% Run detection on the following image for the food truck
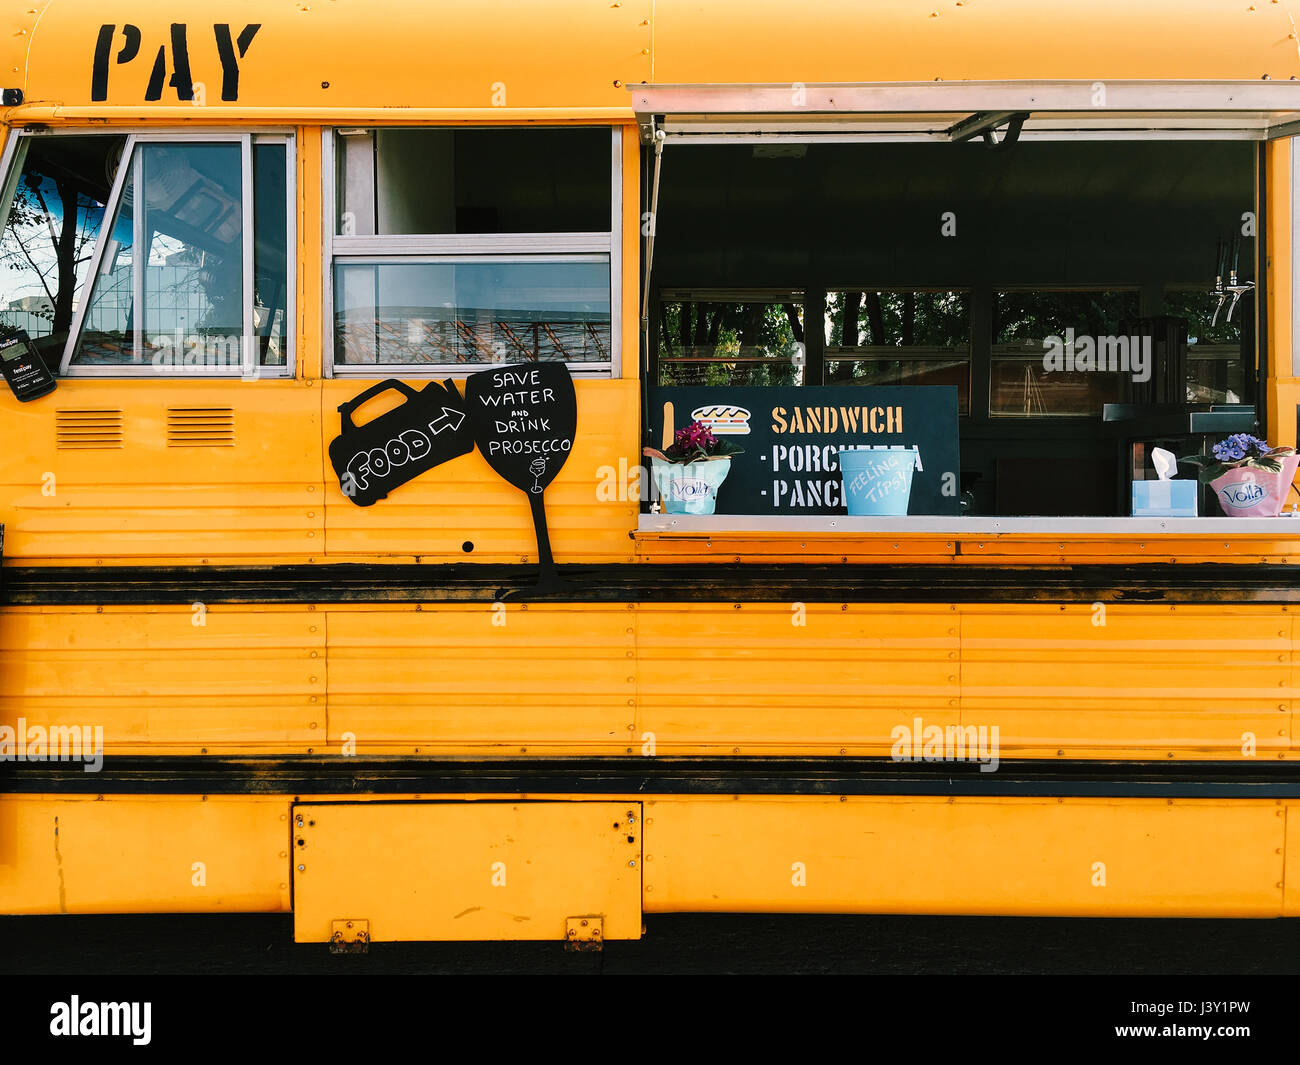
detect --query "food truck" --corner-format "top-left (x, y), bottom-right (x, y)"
top-left (1, 0), bottom-right (1299, 945)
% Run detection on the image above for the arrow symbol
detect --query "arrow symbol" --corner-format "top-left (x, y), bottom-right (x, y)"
top-left (427, 407), bottom-right (466, 434)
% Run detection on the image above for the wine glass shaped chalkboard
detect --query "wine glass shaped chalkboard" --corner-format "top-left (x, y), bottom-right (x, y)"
top-left (464, 362), bottom-right (577, 591)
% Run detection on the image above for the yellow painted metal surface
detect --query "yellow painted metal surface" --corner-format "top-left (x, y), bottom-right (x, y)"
top-left (0, 795), bottom-right (291, 914)
top-left (651, 0), bottom-right (1300, 84)
top-left (0, 380), bottom-right (324, 560)
top-left (640, 796), bottom-right (1289, 918)
top-left (0, 793), bottom-right (1291, 920)
top-left (6, 1), bottom-right (1299, 124)
top-left (5, 1), bottom-right (652, 117)
top-left (1285, 803), bottom-right (1300, 915)
top-left (290, 801), bottom-right (642, 942)
top-left (0, 607), bottom-right (323, 751)
top-left (1, 602), bottom-right (1293, 759)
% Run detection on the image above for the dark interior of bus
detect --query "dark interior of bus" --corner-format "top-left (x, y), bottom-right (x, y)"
top-left (648, 140), bottom-right (1256, 516)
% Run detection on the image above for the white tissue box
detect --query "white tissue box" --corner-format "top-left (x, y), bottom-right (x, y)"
top-left (1131, 479), bottom-right (1198, 517)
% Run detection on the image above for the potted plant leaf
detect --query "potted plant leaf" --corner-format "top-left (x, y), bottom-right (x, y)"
top-left (1181, 434), bottom-right (1300, 517)
top-left (643, 420), bottom-right (744, 515)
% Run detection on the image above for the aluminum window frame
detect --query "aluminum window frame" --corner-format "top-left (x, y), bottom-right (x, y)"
top-left (45, 128), bottom-right (298, 379)
top-left (322, 125), bottom-right (621, 378)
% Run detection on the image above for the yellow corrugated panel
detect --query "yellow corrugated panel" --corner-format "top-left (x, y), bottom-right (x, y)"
top-left (956, 538), bottom-right (1300, 562)
top-left (291, 801), bottom-right (642, 942)
top-left (641, 796), bottom-right (1287, 917)
top-left (1285, 806), bottom-right (1300, 915)
top-left (326, 607), bottom-right (636, 752)
top-left (0, 795), bottom-right (291, 914)
top-left (631, 534), bottom-right (1300, 565)
top-left (636, 604), bottom-right (959, 750)
top-left (0, 608), bottom-right (323, 749)
top-left (961, 607), bottom-right (1292, 755)
top-left (2, 602), bottom-right (1295, 757)
top-left (0, 380), bottom-right (323, 560)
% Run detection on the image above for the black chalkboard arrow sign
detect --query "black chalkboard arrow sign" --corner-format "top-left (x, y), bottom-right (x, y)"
top-left (464, 363), bottom-right (577, 589)
top-left (328, 379), bottom-right (473, 507)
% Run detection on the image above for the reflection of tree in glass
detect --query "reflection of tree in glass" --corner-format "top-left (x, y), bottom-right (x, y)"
top-left (657, 300), bottom-right (802, 386)
top-left (824, 291), bottom-right (969, 382)
top-left (1161, 289), bottom-right (1241, 346)
top-left (992, 290), bottom-right (1139, 344)
top-left (0, 169), bottom-right (104, 338)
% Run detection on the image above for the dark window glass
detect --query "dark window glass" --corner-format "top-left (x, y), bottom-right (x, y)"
top-left (254, 142), bottom-right (289, 366)
top-left (1162, 288), bottom-right (1246, 404)
top-left (337, 128), bottom-right (611, 235)
top-left (991, 290), bottom-right (1140, 416)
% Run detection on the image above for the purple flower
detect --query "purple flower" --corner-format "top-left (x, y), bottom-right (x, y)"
top-left (674, 420), bottom-right (717, 455)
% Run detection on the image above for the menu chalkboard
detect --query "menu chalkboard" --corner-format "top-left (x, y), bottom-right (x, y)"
top-left (651, 385), bottom-right (961, 515)
top-left (465, 363), bottom-right (577, 585)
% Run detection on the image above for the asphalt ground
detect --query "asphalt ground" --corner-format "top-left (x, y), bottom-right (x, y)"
top-left (3, 912), bottom-right (1297, 975)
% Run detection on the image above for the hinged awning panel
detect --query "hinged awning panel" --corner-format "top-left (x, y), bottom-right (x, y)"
top-left (633, 81), bottom-right (1300, 142)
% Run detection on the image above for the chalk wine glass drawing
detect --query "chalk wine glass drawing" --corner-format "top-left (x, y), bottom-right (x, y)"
top-left (643, 419), bottom-right (744, 515)
top-left (465, 362), bottom-right (578, 590)
top-left (1182, 433), bottom-right (1300, 517)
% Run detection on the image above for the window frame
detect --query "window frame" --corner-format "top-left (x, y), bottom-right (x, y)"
top-left (31, 128), bottom-right (298, 379)
top-left (322, 125), bottom-right (621, 378)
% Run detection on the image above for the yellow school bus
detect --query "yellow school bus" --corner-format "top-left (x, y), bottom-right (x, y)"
top-left (1, 0), bottom-right (1299, 945)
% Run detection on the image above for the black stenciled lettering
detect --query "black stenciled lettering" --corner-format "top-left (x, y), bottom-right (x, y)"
top-left (144, 47), bottom-right (166, 100)
top-left (91, 24), bottom-right (141, 101)
top-left (213, 23), bottom-right (261, 101)
top-left (168, 24), bottom-right (194, 101)
top-left (144, 25), bottom-right (194, 102)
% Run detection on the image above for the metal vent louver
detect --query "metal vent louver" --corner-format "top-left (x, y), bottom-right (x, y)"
top-left (55, 409), bottom-right (123, 449)
top-left (167, 407), bottom-right (235, 447)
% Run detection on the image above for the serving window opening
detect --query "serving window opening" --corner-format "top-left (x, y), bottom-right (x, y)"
top-left (644, 134), bottom-right (1258, 522)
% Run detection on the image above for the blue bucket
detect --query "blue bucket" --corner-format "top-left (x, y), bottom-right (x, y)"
top-left (838, 448), bottom-right (917, 516)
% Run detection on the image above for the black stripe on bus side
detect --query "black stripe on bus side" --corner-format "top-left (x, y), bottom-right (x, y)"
top-left (2, 757), bottom-right (1299, 798)
top-left (4, 562), bottom-right (1300, 605)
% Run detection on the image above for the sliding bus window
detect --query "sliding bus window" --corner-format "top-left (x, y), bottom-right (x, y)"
top-left (327, 126), bottom-right (619, 375)
top-left (61, 132), bottom-right (294, 376)
top-left (0, 133), bottom-right (124, 368)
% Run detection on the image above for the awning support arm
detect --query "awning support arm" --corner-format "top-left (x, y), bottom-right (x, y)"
top-left (640, 127), bottom-right (665, 375)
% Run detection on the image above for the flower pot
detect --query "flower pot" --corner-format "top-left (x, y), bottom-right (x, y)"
top-left (838, 447), bottom-right (917, 516)
top-left (1209, 454), bottom-right (1300, 517)
top-left (650, 456), bottom-right (732, 515)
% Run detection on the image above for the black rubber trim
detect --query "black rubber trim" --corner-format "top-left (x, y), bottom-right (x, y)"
top-left (3, 757), bottom-right (1299, 798)
top-left (4, 561), bottom-right (1300, 604)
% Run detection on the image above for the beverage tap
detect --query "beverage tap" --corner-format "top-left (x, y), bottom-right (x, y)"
top-left (1211, 236), bottom-right (1228, 326)
top-left (1223, 233), bottom-right (1255, 323)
